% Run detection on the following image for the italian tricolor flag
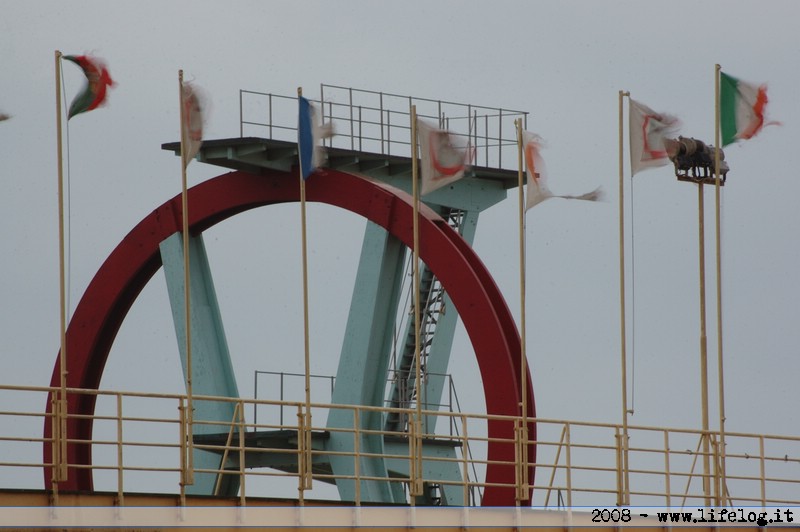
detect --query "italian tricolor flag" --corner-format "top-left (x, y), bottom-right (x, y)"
top-left (720, 72), bottom-right (771, 146)
top-left (64, 55), bottom-right (114, 119)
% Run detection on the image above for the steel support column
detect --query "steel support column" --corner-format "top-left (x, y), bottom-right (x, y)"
top-left (326, 221), bottom-right (407, 503)
top-left (160, 232), bottom-right (240, 496)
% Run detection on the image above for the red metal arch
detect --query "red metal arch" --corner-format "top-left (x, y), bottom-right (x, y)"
top-left (44, 168), bottom-right (535, 505)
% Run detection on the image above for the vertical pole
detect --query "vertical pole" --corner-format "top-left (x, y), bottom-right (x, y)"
top-left (297, 87), bottom-right (313, 491)
top-left (410, 104), bottom-right (423, 500)
top-left (514, 119), bottom-right (529, 505)
top-left (297, 406), bottom-right (305, 504)
top-left (54, 49), bottom-right (68, 486)
top-left (238, 401), bottom-right (246, 506)
top-left (713, 63), bottom-right (728, 505)
top-left (116, 393), bottom-right (124, 507)
top-left (178, 69), bottom-right (194, 486)
top-left (618, 90), bottom-right (631, 505)
top-left (663, 430), bottom-right (671, 508)
top-left (354, 408), bottom-right (361, 506)
top-left (178, 399), bottom-right (187, 504)
top-left (238, 90), bottom-right (243, 138)
top-left (697, 183), bottom-right (711, 506)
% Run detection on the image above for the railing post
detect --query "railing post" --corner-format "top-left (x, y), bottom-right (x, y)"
top-left (253, 371), bottom-right (258, 428)
top-left (320, 83), bottom-right (325, 147)
top-left (484, 115), bottom-right (489, 167)
top-left (460, 414), bottom-right (470, 505)
top-left (304, 408), bottom-right (313, 491)
top-left (663, 429), bottom-right (671, 508)
top-left (358, 106), bottom-right (363, 152)
top-left (380, 94), bottom-right (386, 155)
top-left (565, 422), bottom-right (572, 508)
top-left (238, 90), bottom-right (243, 138)
top-left (498, 109), bottom-right (503, 168)
top-left (354, 407), bottom-right (361, 506)
top-left (386, 110), bottom-right (391, 157)
top-left (268, 94), bottom-right (273, 140)
top-left (327, 102), bottom-right (333, 147)
top-left (297, 405), bottom-right (305, 505)
top-left (515, 418), bottom-right (524, 505)
top-left (711, 433), bottom-right (721, 506)
top-left (178, 397), bottom-right (187, 506)
top-left (349, 87), bottom-right (354, 151)
top-left (759, 435), bottom-right (766, 507)
top-left (238, 400), bottom-right (246, 507)
top-left (614, 428), bottom-right (623, 506)
top-left (49, 390), bottom-right (61, 494)
top-left (116, 393), bottom-right (124, 507)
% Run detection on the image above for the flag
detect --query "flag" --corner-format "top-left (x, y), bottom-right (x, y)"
top-left (297, 96), bottom-right (333, 180)
top-left (181, 81), bottom-right (204, 168)
top-left (417, 119), bottom-right (473, 195)
top-left (523, 131), bottom-right (604, 210)
top-left (523, 131), bottom-right (551, 209)
top-left (63, 55), bottom-right (114, 119)
top-left (720, 72), bottom-right (776, 146)
top-left (629, 99), bottom-right (680, 175)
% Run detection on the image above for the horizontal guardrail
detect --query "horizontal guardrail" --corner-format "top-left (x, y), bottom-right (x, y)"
top-left (239, 84), bottom-right (529, 171)
top-left (1, 383), bottom-right (798, 508)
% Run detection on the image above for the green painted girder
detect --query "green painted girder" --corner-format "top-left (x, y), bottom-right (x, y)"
top-left (160, 233), bottom-right (240, 497)
top-left (326, 168), bottom-right (508, 504)
top-left (326, 222), bottom-right (408, 503)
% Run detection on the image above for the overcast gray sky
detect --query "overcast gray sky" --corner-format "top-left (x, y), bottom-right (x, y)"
top-left (2, 0), bottom-right (798, 499)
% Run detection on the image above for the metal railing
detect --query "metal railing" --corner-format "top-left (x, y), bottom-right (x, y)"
top-left (1, 383), bottom-right (799, 508)
top-left (238, 84), bottom-right (528, 171)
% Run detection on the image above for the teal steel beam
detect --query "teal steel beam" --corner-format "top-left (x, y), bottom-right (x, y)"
top-left (160, 232), bottom-right (240, 496)
top-left (326, 170), bottom-right (507, 504)
top-left (418, 208), bottom-right (479, 434)
top-left (326, 221), bottom-right (407, 503)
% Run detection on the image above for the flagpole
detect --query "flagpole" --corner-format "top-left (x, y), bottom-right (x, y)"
top-left (697, 180), bottom-right (712, 506)
top-left (178, 70), bottom-right (195, 486)
top-left (410, 104), bottom-right (423, 501)
top-left (514, 119), bottom-right (529, 505)
top-left (297, 87), bottom-right (313, 492)
top-left (617, 89), bottom-right (631, 506)
top-left (714, 63), bottom-right (728, 505)
top-left (54, 49), bottom-right (68, 486)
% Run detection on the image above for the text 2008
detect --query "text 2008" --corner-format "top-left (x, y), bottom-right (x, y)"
top-left (592, 508), bottom-right (632, 522)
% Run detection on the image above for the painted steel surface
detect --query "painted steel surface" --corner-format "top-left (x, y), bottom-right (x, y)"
top-left (43, 168), bottom-right (535, 505)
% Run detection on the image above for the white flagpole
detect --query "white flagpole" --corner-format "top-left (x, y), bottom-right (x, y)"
top-left (178, 69), bottom-right (194, 486)
top-left (297, 87), bottom-right (313, 492)
top-left (697, 169), bottom-right (712, 507)
top-left (714, 63), bottom-right (728, 505)
top-left (410, 104), bottom-right (423, 501)
top-left (54, 49), bottom-right (68, 487)
top-left (617, 90), bottom-right (631, 505)
top-left (514, 119), bottom-right (529, 505)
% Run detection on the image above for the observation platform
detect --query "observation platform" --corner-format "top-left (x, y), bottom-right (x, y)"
top-left (162, 136), bottom-right (521, 189)
top-left (164, 84), bottom-right (529, 211)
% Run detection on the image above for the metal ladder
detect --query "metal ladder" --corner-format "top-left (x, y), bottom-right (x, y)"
top-left (385, 208), bottom-right (465, 434)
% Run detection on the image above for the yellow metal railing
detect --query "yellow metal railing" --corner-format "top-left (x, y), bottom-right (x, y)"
top-left (1, 383), bottom-right (799, 508)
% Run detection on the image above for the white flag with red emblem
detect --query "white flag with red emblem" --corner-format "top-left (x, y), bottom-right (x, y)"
top-left (417, 119), bottom-right (473, 195)
top-left (628, 98), bottom-right (680, 175)
top-left (181, 81), bottom-right (204, 168)
top-left (523, 131), bottom-right (603, 211)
